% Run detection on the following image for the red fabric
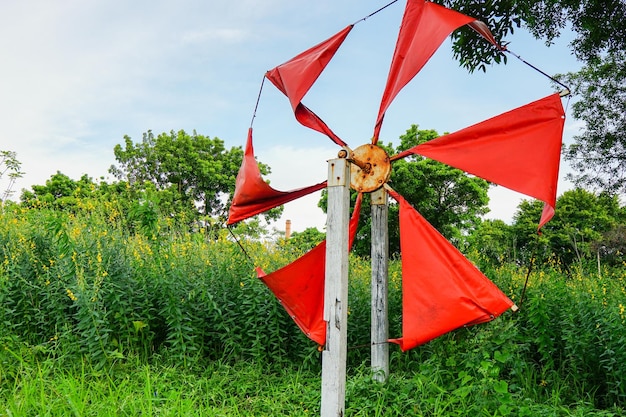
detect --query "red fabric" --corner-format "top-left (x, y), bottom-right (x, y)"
top-left (259, 194), bottom-right (362, 345)
top-left (227, 128), bottom-right (327, 225)
top-left (387, 189), bottom-right (514, 351)
top-left (265, 26), bottom-right (353, 147)
top-left (373, 0), bottom-right (499, 143)
top-left (401, 93), bottom-right (565, 229)
top-left (468, 21), bottom-right (502, 48)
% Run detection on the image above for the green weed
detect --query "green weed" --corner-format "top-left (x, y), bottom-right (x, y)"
top-left (0, 200), bottom-right (625, 414)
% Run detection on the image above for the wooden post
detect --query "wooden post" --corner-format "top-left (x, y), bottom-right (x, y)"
top-left (321, 157), bottom-right (351, 417)
top-left (370, 187), bottom-right (389, 383)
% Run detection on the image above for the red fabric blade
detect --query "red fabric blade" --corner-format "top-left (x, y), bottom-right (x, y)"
top-left (260, 241), bottom-right (328, 345)
top-left (387, 189), bottom-right (514, 351)
top-left (266, 26), bottom-right (353, 147)
top-left (259, 193), bottom-right (362, 345)
top-left (403, 93), bottom-right (565, 229)
top-left (227, 128), bottom-right (327, 225)
top-left (294, 103), bottom-right (347, 147)
top-left (373, 0), bottom-right (499, 143)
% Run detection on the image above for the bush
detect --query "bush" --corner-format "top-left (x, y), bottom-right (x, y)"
top-left (1, 199), bottom-right (625, 412)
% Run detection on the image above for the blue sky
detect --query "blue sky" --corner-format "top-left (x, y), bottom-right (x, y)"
top-left (1, 0), bottom-right (582, 231)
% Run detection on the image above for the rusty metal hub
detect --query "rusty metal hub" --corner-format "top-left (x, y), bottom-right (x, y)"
top-left (347, 144), bottom-right (391, 192)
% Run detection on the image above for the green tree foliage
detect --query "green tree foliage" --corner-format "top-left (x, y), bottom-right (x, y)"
top-left (390, 126), bottom-right (490, 244)
top-left (592, 224), bottom-right (626, 266)
top-left (283, 227), bottom-right (326, 255)
top-left (21, 172), bottom-right (98, 211)
top-left (561, 51), bottom-right (626, 193)
top-left (438, 0), bottom-right (626, 72)
top-left (511, 188), bottom-right (625, 269)
top-left (19, 131), bottom-right (280, 238)
top-left (20, 172), bottom-right (161, 237)
top-left (109, 130), bottom-right (281, 230)
top-left (110, 130), bottom-right (242, 220)
top-left (320, 125), bottom-right (490, 257)
top-left (466, 219), bottom-right (516, 265)
top-left (438, 1), bottom-right (626, 195)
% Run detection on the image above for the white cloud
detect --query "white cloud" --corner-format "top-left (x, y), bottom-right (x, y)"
top-left (0, 0), bottom-right (584, 232)
top-left (256, 144), bottom-right (336, 232)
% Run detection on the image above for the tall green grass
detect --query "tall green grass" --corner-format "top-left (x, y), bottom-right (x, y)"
top-left (0, 201), bottom-right (316, 369)
top-left (0, 200), bottom-right (625, 415)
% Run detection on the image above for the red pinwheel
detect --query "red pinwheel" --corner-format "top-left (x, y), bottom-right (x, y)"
top-left (228, 0), bottom-right (566, 352)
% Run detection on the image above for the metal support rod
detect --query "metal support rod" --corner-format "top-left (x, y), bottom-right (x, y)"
top-left (321, 158), bottom-right (351, 417)
top-left (347, 156), bottom-right (372, 173)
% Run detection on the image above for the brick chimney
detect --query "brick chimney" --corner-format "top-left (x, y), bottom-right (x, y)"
top-left (285, 219), bottom-right (292, 239)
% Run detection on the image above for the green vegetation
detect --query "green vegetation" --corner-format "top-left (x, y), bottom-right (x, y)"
top-left (1, 194), bottom-right (625, 416)
top-left (108, 130), bottom-right (281, 230)
top-left (320, 126), bottom-right (490, 258)
top-left (438, 1), bottom-right (626, 196)
top-left (3, 1), bottom-right (625, 413)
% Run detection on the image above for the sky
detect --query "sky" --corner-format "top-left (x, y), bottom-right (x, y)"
top-left (0, 0), bottom-right (583, 233)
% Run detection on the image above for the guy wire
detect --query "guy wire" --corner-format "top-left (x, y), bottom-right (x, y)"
top-left (353, 0), bottom-right (399, 25)
top-left (518, 249), bottom-right (537, 310)
top-left (504, 48), bottom-right (571, 96)
top-left (227, 225), bottom-right (257, 269)
top-left (249, 75), bottom-right (266, 128)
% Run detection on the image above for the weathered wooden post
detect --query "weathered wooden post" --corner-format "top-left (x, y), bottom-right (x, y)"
top-left (321, 156), bottom-right (351, 417)
top-left (348, 144), bottom-right (392, 384)
top-left (370, 187), bottom-right (389, 382)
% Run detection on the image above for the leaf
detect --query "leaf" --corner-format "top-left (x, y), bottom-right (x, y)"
top-left (494, 350), bottom-right (509, 363)
top-left (494, 379), bottom-right (508, 394)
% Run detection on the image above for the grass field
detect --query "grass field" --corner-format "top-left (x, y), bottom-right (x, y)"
top-left (1, 202), bottom-right (625, 415)
top-left (1, 349), bottom-right (623, 416)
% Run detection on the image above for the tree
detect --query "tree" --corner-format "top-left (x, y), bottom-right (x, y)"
top-left (436, 1), bottom-right (626, 195)
top-left (390, 126), bottom-right (490, 244)
top-left (320, 125), bottom-right (490, 257)
top-left (20, 171), bottom-right (189, 237)
top-left (561, 51), bottom-right (626, 193)
top-left (466, 219), bottom-right (516, 266)
top-left (592, 224), bottom-right (626, 267)
top-left (283, 227), bottom-right (326, 255)
top-left (109, 130), bottom-right (280, 227)
top-left (511, 188), bottom-right (624, 269)
top-left (21, 172), bottom-right (97, 211)
top-left (0, 150), bottom-right (24, 201)
top-left (438, 0), bottom-right (626, 72)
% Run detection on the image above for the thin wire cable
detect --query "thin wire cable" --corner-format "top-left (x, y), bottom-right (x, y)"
top-left (504, 48), bottom-right (571, 96)
top-left (564, 94), bottom-right (572, 114)
top-left (227, 226), bottom-right (257, 269)
top-left (250, 0), bottom-right (398, 129)
top-left (249, 76), bottom-right (266, 128)
top-left (353, 0), bottom-right (399, 25)
top-left (518, 253), bottom-right (536, 310)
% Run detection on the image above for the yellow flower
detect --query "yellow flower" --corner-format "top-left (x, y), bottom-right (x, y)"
top-left (66, 288), bottom-right (77, 302)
